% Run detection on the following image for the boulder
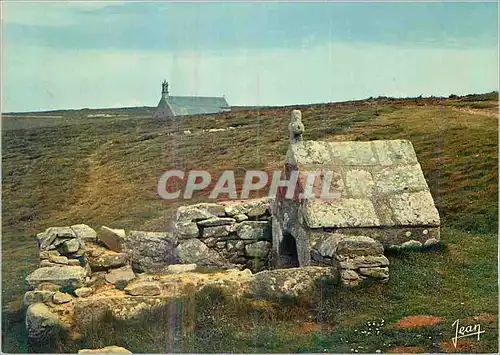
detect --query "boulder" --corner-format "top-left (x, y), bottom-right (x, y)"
top-left (245, 241), bottom-right (271, 258)
top-left (26, 266), bottom-right (87, 290)
top-left (166, 263), bottom-right (197, 274)
top-left (235, 221), bottom-right (271, 240)
top-left (78, 346), bottom-right (132, 354)
top-left (401, 240), bottom-right (423, 249)
top-left (98, 226), bottom-right (126, 252)
top-left (173, 221), bottom-right (199, 239)
top-left (223, 198), bottom-right (270, 217)
top-left (26, 303), bottom-right (65, 340)
top-left (424, 238), bottom-right (439, 247)
top-left (74, 287), bottom-right (92, 297)
top-left (53, 291), bottom-right (73, 304)
top-left (71, 224), bottom-right (98, 241)
top-left (124, 281), bottom-right (161, 296)
top-left (176, 239), bottom-right (226, 267)
top-left (105, 266), bottom-right (136, 289)
top-left (123, 231), bottom-right (178, 273)
top-left (23, 291), bottom-right (55, 307)
top-left (89, 251), bottom-right (129, 271)
top-left (339, 255), bottom-right (390, 269)
top-left (39, 250), bottom-right (60, 260)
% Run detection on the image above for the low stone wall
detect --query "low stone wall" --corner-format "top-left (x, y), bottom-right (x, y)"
top-left (172, 198), bottom-right (273, 272)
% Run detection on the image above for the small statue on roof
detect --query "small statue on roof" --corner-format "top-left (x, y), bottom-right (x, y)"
top-left (289, 109), bottom-right (304, 144)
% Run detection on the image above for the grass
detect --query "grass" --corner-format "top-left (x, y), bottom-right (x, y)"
top-left (2, 93), bottom-right (498, 353)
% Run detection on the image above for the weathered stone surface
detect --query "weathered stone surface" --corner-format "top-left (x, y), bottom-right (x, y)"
top-left (339, 255), bottom-right (390, 269)
top-left (68, 259), bottom-right (81, 266)
top-left (38, 227), bottom-right (77, 250)
top-left (197, 217), bottom-right (235, 227)
top-left (234, 214), bottom-right (249, 222)
top-left (401, 239), bottom-right (423, 248)
top-left (99, 226), bottom-right (126, 252)
top-left (48, 255), bottom-right (69, 265)
top-left (78, 346), bottom-right (132, 354)
top-left (371, 140), bottom-right (418, 166)
top-left (302, 199), bottom-right (380, 228)
top-left (123, 231), bottom-right (178, 273)
top-left (315, 235), bottom-right (341, 258)
top-left (74, 287), bottom-right (92, 297)
top-left (26, 303), bottom-right (65, 340)
top-left (89, 251), bottom-right (129, 271)
top-left (40, 250), bottom-right (60, 260)
top-left (345, 169), bottom-right (375, 198)
top-left (173, 221), bottom-right (199, 239)
top-left (252, 267), bottom-right (338, 299)
top-left (124, 281), bottom-right (161, 296)
top-left (359, 267), bottom-right (389, 279)
top-left (202, 225), bottom-right (231, 238)
top-left (340, 269), bottom-right (362, 285)
top-left (71, 224), bottom-right (97, 241)
top-left (105, 266), bottom-right (136, 289)
top-left (223, 198), bottom-right (271, 217)
top-left (26, 266), bottom-right (87, 290)
top-left (40, 260), bottom-right (59, 268)
top-left (61, 239), bottom-right (80, 254)
top-left (166, 263), bottom-right (197, 274)
top-left (176, 203), bottom-right (225, 222)
top-left (245, 241), bottom-right (271, 258)
top-left (235, 221), bottom-right (271, 240)
top-left (388, 191), bottom-right (440, 226)
top-left (373, 164), bottom-right (429, 195)
top-left (176, 239), bottom-right (226, 267)
top-left (23, 291), bottom-right (55, 307)
top-left (336, 236), bottom-right (384, 256)
top-left (36, 282), bottom-right (60, 292)
top-left (53, 291), bottom-right (73, 304)
top-left (247, 204), bottom-right (269, 218)
top-left (424, 238), bottom-right (439, 247)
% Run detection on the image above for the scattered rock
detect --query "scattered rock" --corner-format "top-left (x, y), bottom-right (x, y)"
top-left (26, 303), bottom-right (65, 340)
top-left (124, 281), bottom-right (161, 296)
top-left (74, 287), bottom-right (92, 297)
top-left (166, 264), bottom-right (197, 274)
top-left (53, 291), bottom-right (73, 304)
top-left (424, 238), bottom-right (439, 247)
top-left (105, 266), bottom-right (136, 289)
top-left (71, 224), bottom-right (98, 241)
top-left (98, 226), bottom-right (126, 252)
top-left (78, 346), bottom-right (132, 354)
top-left (26, 266), bottom-right (87, 290)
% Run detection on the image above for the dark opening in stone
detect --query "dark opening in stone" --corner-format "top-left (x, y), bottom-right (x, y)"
top-left (279, 233), bottom-right (299, 268)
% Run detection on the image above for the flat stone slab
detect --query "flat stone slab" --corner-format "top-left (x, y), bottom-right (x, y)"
top-left (26, 266), bottom-right (87, 290)
top-left (302, 199), bottom-right (380, 228)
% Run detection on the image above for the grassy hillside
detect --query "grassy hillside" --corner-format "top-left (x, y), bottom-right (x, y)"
top-left (2, 93), bottom-right (498, 353)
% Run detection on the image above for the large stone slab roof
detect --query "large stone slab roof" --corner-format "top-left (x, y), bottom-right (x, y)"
top-left (286, 139), bottom-right (440, 229)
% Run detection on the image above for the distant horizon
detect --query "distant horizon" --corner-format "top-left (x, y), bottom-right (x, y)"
top-left (2, 90), bottom-right (498, 115)
top-left (2, 2), bottom-right (498, 113)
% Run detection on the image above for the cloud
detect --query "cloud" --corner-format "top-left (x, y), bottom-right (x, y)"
top-left (2, 42), bottom-right (497, 112)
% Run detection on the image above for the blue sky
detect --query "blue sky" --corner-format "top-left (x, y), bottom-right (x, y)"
top-left (2, 1), bottom-right (498, 112)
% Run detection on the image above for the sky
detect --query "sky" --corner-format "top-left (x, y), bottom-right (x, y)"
top-left (1, 1), bottom-right (499, 112)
